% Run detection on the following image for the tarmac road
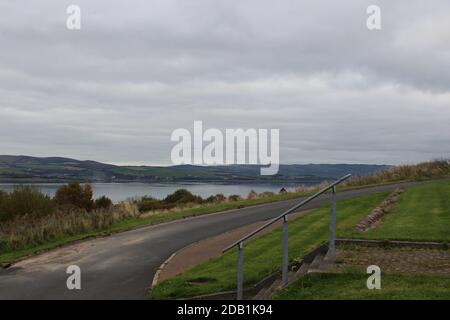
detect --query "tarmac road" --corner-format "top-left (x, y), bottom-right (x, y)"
top-left (0, 181), bottom-right (421, 300)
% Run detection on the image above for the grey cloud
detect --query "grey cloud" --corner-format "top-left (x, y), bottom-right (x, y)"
top-left (0, 0), bottom-right (449, 165)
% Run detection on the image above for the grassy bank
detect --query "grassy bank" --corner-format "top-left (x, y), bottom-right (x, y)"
top-left (149, 192), bottom-right (388, 299)
top-left (342, 159), bottom-right (450, 187)
top-left (149, 180), bottom-right (450, 299)
top-left (273, 272), bottom-right (450, 300)
top-left (344, 180), bottom-right (450, 242)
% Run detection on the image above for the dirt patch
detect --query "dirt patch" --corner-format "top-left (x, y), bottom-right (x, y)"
top-left (12, 238), bottom-right (107, 270)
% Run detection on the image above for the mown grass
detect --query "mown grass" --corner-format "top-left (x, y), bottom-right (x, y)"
top-left (150, 180), bottom-right (450, 299)
top-left (342, 180), bottom-right (450, 242)
top-left (273, 272), bottom-right (450, 300)
top-left (149, 192), bottom-right (388, 299)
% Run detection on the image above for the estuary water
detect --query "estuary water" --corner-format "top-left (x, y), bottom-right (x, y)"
top-left (0, 182), bottom-right (304, 203)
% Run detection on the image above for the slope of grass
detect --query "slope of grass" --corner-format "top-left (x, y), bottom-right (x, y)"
top-left (343, 160), bottom-right (450, 187)
top-left (150, 180), bottom-right (450, 299)
top-left (274, 181), bottom-right (450, 300)
top-left (149, 192), bottom-right (388, 299)
top-left (273, 272), bottom-right (450, 300)
top-left (342, 180), bottom-right (450, 242)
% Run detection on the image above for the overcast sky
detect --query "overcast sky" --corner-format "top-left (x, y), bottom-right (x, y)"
top-left (1, 0), bottom-right (449, 165)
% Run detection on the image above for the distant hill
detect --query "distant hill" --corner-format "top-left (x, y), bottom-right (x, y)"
top-left (0, 155), bottom-right (389, 183)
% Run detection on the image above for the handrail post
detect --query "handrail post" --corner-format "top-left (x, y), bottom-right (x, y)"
top-left (327, 185), bottom-right (337, 260)
top-left (282, 215), bottom-right (289, 287)
top-left (237, 241), bottom-right (244, 300)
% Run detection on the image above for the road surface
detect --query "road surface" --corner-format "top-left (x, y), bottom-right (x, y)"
top-left (0, 181), bottom-right (420, 299)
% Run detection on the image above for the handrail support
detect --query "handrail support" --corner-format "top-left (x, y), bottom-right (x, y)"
top-left (237, 241), bottom-right (244, 300)
top-left (282, 214), bottom-right (289, 287)
top-left (327, 185), bottom-right (337, 260)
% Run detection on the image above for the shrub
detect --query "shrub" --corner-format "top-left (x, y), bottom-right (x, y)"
top-left (213, 194), bottom-right (226, 202)
top-left (137, 196), bottom-right (167, 213)
top-left (228, 194), bottom-right (242, 202)
top-left (260, 191), bottom-right (275, 198)
top-left (205, 194), bottom-right (227, 204)
top-left (247, 190), bottom-right (258, 199)
top-left (0, 186), bottom-right (56, 222)
top-left (136, 189), bottom-right (206, 213)
top-left (94, 196), bottom-right (113, 210)
top-left (163, 189), bottom-right (203, 205)
top-left (54, 182), bottom-right (94, 211)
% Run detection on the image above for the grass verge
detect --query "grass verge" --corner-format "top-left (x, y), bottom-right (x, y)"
top-left (342, 180), bottom-right (450, 242)
top-left (150, 180), bottom-right (450, 299)
top-left (149, 192), bottom-right (388, 299)
top-left (273, 272), bottom-right (450, 300)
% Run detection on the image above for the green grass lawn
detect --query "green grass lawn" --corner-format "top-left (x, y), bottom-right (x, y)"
top-left (273, 272), bottom-right (450, 300)
top-left (342, 180), bottom-right (450, 242)
top-left (149, 192), bottom-right (388, 299)
top-left (150, 180), bottom-right (450, 299)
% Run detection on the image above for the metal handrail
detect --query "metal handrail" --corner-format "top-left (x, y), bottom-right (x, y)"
top-left (222, 173), bottom-right (352, 300)
top-left (223, 174), bottom-right (352, 253)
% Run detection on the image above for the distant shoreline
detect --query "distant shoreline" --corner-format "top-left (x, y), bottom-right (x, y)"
top-left (0, 178), bottom-right (324, 185)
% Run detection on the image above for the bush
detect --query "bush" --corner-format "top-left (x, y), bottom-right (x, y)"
top-left (260, 191), bottom-right (275, 198)
top-left (228, 194), bottom-right (242, 202)
top-left (94, 196), bottom-right (113, 210)
top-left (163, 189), bottom-right (203, 205)
top-left (0, 186), bottom-right (56, 222)
top-left (54, 182), bottom-right (94, 211)
top-left (136, 189), bottom-right (205, 213)
top-left (137, 196), bottom-right (167, 213)
top-left (247, 190), bottom-right (258, 199)
top-left (205, 194), bottom-right (227, 204)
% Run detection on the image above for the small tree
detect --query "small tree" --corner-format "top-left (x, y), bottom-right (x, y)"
top-left (54, 182), bottom-right (94, 211)
top-left (163, 189), bottom-right (203, 205)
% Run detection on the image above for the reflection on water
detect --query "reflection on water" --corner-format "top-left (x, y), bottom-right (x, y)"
top-left (0, 182), bottom-right (309, 203)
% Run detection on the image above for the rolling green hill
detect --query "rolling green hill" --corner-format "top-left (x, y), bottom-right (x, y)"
top-left (0, 155), bottom-right (388, 183)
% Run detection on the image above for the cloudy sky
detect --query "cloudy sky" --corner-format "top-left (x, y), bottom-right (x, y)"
top-left (1, 0), bottom-right (449, 165)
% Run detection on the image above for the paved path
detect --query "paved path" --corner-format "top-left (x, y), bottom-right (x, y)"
top-left (0, 181), bottom-right (421, 300)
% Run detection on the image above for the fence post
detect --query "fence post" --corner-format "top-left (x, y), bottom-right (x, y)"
top-left (237, 241), bottom-right (244, 300)
top-left (282, 215), bottom-right (289, 287)
top-left (328, 185), bottom-right (337, 260)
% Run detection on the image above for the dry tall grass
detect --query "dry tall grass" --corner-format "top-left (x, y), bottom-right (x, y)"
top-left (0, 202), bottom-right (140, 252)
top-left (342, 159), bottom-right (450, 187)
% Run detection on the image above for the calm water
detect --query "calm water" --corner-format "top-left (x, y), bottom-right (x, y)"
top-left (0, 183), bottom-right (304, 203)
